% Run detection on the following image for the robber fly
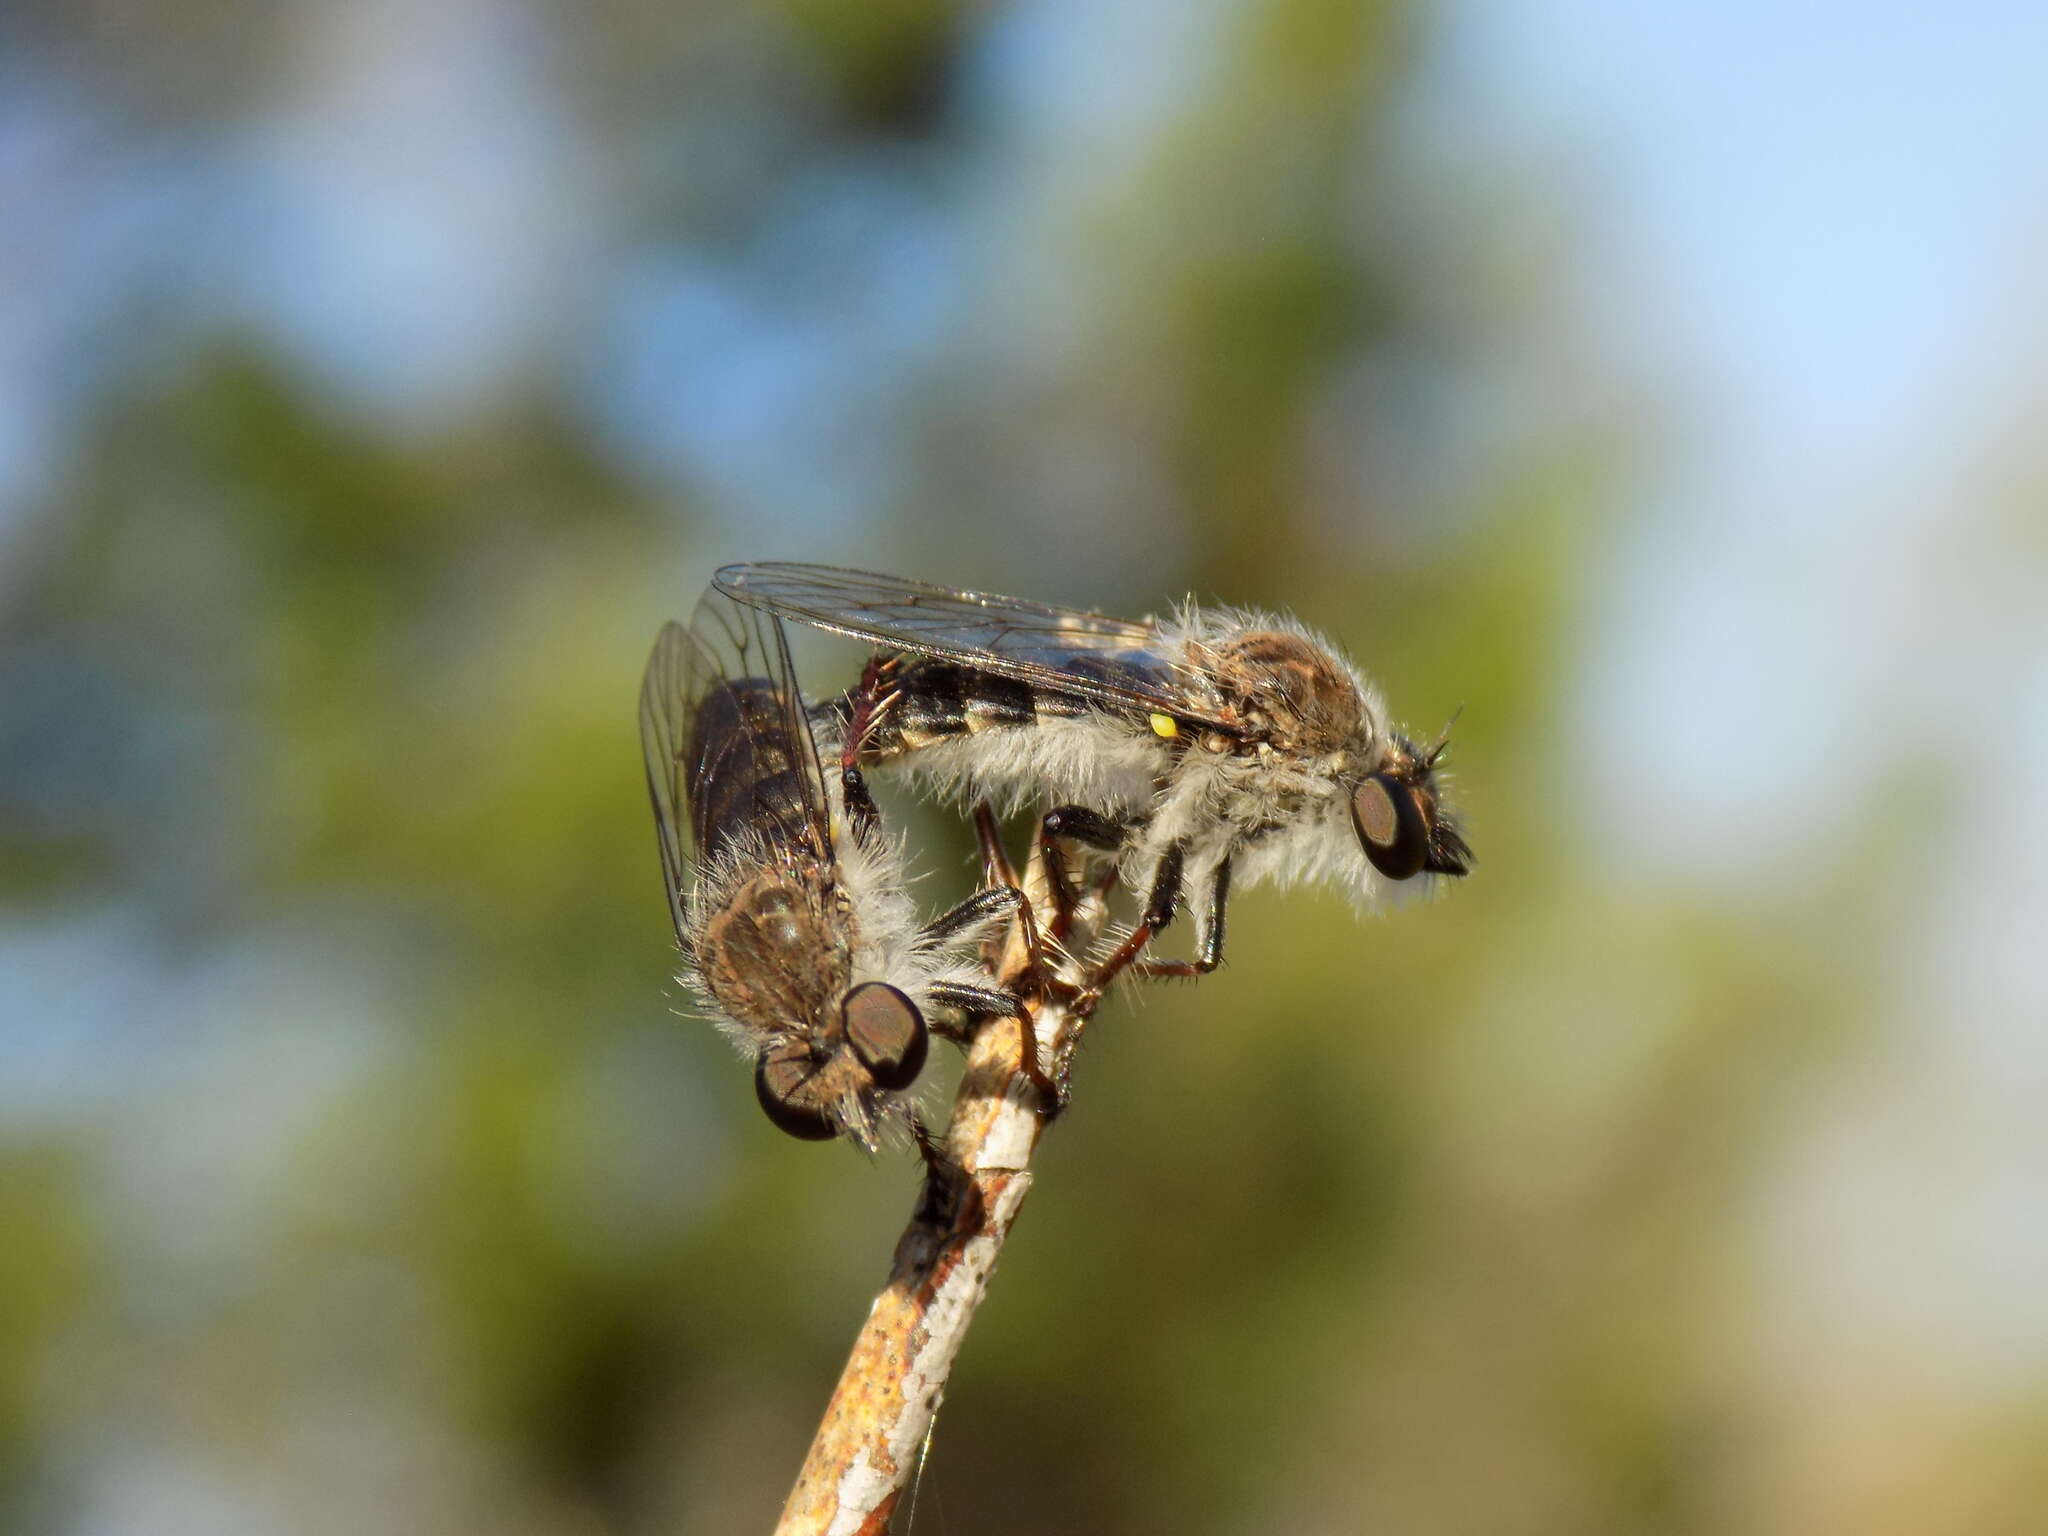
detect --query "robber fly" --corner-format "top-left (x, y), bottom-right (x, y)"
top-left (713, 562), bottom-right (1470, 993)
top-left (639, 589), bottom-right (1025, 1149)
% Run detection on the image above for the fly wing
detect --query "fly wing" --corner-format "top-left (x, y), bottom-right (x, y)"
top-left (714, 561), bottom-right (1241, 732)
top-left (638, 591), bottom-right (834, 946)
top-left (638, 619), bottom-right (700, 947)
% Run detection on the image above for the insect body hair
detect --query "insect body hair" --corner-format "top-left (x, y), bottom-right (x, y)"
top-left (828, 810), bottom-right (1003, 998)
top-left (679, 830), bottom-right (910, 1149)
top-left (688, 569), bottom-right (1470, 1013)
top-left (677, 822), bottom-right (846, 1059)
top-left (1129, 736), bottom-right (1379, 917)
top-left (1151, 600), bottom-right (1392, 752)
top-left (677, 789), bottom-right (1015, 1148)
top-left (842, 598), bottom-right (1400, 808)
top-left (815, 596), bottom-right (1434, 947)
top-left (823, 709), bottom-right (1163, 823)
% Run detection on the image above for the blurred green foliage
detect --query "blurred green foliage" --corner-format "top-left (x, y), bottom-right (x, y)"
top-left (5, 1), bottom-right (2044, 1533)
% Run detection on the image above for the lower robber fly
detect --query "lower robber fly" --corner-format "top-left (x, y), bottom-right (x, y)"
top-left (714, 562), bottom-right (1471, 996)
top-left (639, 590), bottom-right (1029, 1149)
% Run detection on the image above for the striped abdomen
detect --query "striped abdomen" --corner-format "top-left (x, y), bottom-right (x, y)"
top-left (852, 660), bottom-right (1095, 758)
top-left (687, 678), bottom-right (823, 865)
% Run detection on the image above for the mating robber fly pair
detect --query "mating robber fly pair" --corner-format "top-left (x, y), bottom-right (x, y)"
top-left (639, 563), bottom-right (1471, 1150)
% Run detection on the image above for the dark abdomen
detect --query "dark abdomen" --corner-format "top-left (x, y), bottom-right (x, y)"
top-left (687, 679), bottom-right (819, 865)
top-left (858, 660), bottom-right (1090, 756)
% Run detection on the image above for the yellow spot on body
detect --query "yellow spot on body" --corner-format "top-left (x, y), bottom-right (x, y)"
top-left (1149, 713), bottom-right (1179, 739)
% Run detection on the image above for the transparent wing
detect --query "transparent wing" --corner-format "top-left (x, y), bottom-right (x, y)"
top-left (638, 590), bottom-right (834, 945)
top-left (713, 561), bottom-right (1242, 732)
top-left (639, 620), bottom-right (698, 946)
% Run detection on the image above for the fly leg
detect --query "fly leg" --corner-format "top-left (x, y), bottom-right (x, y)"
top-left (914, 884), bottom-right (1025, 949)
top-left (1077, 842), bottom-right (1186, 1008)
top-left (835, 655), bottom-right (900, 843)
top-left (1132, 856), bottom-right (1230, 979)
top-left (970, 801), bottom-right (1055, 1000)
top-left (922, 981), bottom-right (1026, 1036)
top-left (1039, 805), bottom-right (1127, 939)
top-left (839, 766), bottom-right (882, 844)
top-left (840, 654), bottom-right (900, 763)
top-left (924, 980), bottom-right (1061, 1110)
top-left (972, 802), bottom-right (1019, 890)
top-left (971, 803), bottom-right (1045, 964)
top-left (910, 1114), bottom-right (981, 1230)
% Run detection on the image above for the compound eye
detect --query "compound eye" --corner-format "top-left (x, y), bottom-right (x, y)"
top-left (842, 981), bottom-right (928, 1092)
top-left (754, 1046), bottom-right (839, 1141)
top-left (1353, 774), bottom-right (1428, 881)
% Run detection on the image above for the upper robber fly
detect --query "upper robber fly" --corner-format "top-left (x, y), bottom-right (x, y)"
top-left (713, 562), bottom-right (1470, 992)
top-left (640, 588), bottom-right (1025, 1149)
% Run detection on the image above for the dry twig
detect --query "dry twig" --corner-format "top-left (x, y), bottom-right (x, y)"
top-left (772, 828), bottom-right (1107, 1536)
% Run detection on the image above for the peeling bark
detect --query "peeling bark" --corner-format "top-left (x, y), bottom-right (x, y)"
top-left (773, 834), bottom-right (1104, 1536)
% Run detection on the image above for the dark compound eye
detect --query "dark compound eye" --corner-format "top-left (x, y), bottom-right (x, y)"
top-left (754, 1046), bottom-right (839, 1141)
top-left (841, 981), bottom-right (928, 1092)
top-left (1352, 774), bottom-right (1429, 881)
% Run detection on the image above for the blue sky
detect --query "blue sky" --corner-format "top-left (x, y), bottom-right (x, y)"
top-left (1411, 2), bottom-right (2048, 878)
top-left (6, 2), bottom-right (2044, 886)
top-left (3, 9), bottom-right (2046, 1512)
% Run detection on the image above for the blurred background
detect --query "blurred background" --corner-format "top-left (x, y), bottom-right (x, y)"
top-left (3, 1), bottom-right (2045, 1532)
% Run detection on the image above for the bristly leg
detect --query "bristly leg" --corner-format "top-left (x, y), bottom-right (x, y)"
top-left (922, 981), bottom-right (1025, 1035)
top-left (841, 654), bottom-right (900, 766)
top-left (840, 766), bottom-right (882, 842)
top-left (1133, 856), bottom-right (1229, 980)
top-left (835, 655), bottom-right (900, 842)
top-left (915, 885), bottom-right (1025, 950)
top-left (925, 981), bottom-right (1062, 1110)
top-left (1040, 805), bottom-right (1127, 940)
top-left (972, 802), bottom-right (1019, 890)
top-left (972, 802), bottom-right (1052, 994)
top-left (909, 1113), bottom-right (976, 1228)
top-left (1041, 804), bottom-right (1127, 853)
top-left (1077, 842), bottom-right (1189, 1007)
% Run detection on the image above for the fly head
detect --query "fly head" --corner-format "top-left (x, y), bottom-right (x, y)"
top-left (1350, 734), bottom-right (1471, 882)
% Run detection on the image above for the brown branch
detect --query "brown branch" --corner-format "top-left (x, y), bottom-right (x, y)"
top-left (772, 833), bottom-right (1104, 1536)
